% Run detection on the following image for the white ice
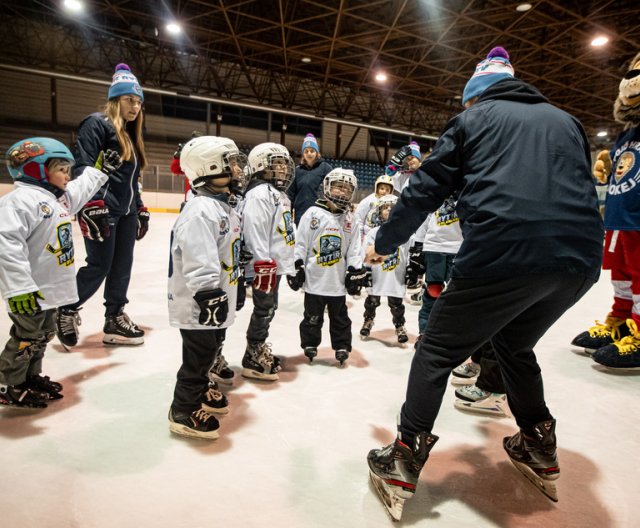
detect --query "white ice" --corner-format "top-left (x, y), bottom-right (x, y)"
top-left (1, 212), bottom-right (638, 528)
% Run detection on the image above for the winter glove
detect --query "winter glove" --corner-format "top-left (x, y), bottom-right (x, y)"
top-left (235, 246), bottom-right (253, 310)
top-left (8, 291), bottom-right (44, 315)
top-left (286, 259), bottom-right (305, 291)
top-left (253, 259), bottom-right (278, 294)
top-left (405, 268), bottom-right (420, 288)
top-left (345, 266), bottom-right (367, 296)
top-left (593, 149), bottom-right (612, 184)
top-left (385, 145), bottom-right (414, 177)
top-left (408, 242), bottom-right (426, 276)
top-left (136, 207), bottom-right (150, 240)
top-left (94, 149), bottom-right (122, 177)
top-left (173, 143), bottom-right (184, 160)
top-left (194, 288), bottom-right (228, 326)
top-left (79, 200), bottom-right (110, 242)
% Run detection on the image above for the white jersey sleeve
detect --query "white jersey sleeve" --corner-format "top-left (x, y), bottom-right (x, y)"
top-left (64, 167), bottom-right (109, 214)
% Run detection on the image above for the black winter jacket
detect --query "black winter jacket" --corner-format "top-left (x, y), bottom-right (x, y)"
top-left (376, 78), bottom-right (604, 280)
top-left (287, 159), bottom-right (333, 225)
top-left (72, 112), bottom-right (144, 216)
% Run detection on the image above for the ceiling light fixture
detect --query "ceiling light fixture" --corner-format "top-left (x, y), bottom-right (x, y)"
top-left (375, 72), bottom-right (387, 82)
top-left (596, 131), bottom-right (608, 137)
top-left (301, 57), bottom-right (312, 63)
top-left (515, 3), bottom-right (532, 12)
top-left (63, 0), bottom-right (84, 13)
top-left (166, 22), bottom-right (182, 35)
top-left (591, 35), bottom-right (609, 47)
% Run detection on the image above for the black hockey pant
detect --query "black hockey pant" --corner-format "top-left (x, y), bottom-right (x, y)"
top-left (300, 293), bottom-right (352, 351)
top-left (364, 295), bottom-right (405, 326)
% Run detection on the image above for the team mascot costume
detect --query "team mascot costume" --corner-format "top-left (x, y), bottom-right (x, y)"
top-left (571, 52), bottom-right (640, 370)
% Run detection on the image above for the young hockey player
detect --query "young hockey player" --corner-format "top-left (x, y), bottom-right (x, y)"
top-left (0, 137), bottom-right (119, 408)
top-left (239, 143), bottom-right (295, 381)
top-left (167, 136), bottom-right (248, 439)
top-left (384, 141), bottom-right (422, 192)
top-left (289, 168), bottom-right (364, 366)
top-left (354, 174), bottom-right (395, 239)
top-left (359, 195), bottom-right (410, 344)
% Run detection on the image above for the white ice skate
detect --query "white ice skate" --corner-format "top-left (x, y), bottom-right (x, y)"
top-left (507, 457), bottom-right (559, 502)
top-left (454, 393), bottom-right (509, 417)
top-left (368, 469), bottom-right (410, 522)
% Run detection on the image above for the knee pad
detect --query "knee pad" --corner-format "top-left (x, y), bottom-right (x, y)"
top-left (426, 283), bottom-right (444, 299)
top-left (308, 315), bottom-right (322, 327)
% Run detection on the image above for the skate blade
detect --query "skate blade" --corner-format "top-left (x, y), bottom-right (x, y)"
top-left (208, 375), bottom-right (234, 387)
top-left (570, 345), bottom-right (595, 356)
top-left (454, 397), bottom-right (508, 417)
top-left (369, 470), bottom-right (405, 522)
top-left (601, 365), bottom-right (640, 372)
top-left (241, 368), bottom-right (279, 381)
top-left (450, 376), bottom-right (478, 387)
top-left (168, 422), bottom-right (219, 440)
top-left (509, 458), bottom-right (558, 502)
top-left (102, 335), bottom-right (144, 346)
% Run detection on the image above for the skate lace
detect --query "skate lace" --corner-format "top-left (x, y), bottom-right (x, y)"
top-left (191, 408), bottom-right (213, 425)
top-left (588, 319), bottom-right (620, 339)
top-left (115, 313), bottom-right (139, 332)
top-left (204, 386), bottom-right (225, 404)
top-left (455, 362), bottom-right (480, 376)
top-left (395, 325), bottom-right (407, 336)
top-left (257, 343), bottom-right (275, 369)
top-left (59, 310), bottom-right (80, 335)
top-left (363, 319), bottom-right (374, 330)
top-left (457, 385), bottom-right (490, 401)
top-left (212, 353), bottom-right (229, 373)
top-left (614, 319), bottom-right (640, 354)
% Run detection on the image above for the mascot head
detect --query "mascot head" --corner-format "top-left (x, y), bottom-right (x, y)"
top-left (614, 52), bottom-right (640, 128)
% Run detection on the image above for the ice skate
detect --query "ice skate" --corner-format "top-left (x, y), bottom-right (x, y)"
top-left (395, 324), bottom-right (408, 344)
top-left (335, 349), bottom-right (349, 366)
top-left (242, 342), bottom-right (280, 381)
top-left (360, 318), bottom-right (374, 338)
top-left (56, 307), bottom-right (81, 348)
top-left (409, 289), bottom-right (423, 306)
top-left (201, 383), bottom-right (229, 415)
top-left (571, 316), bottom-right (629, 355)
top-left (450, 360), bottom-right (481, 386)
top-left (168, 407), bottom-right (220, 439)
top-left (368, 430), bottom-right (438, 521)
top-left (303, 347), bottom-right (317, 362)
top-left (208, 353), bottom-right (235, 385)
top-left (592, 319), bottom-right (640, 370)
top-left (503, 419), bottom-right (559, 502)
top-left (0, 384), bottom-right (48, 410)
top-left (454, 392), bottom-right (508, 417)
top-left (24, 374), bottom-right (64, 401)
top-left (103, 309), bottom-right (144, 345)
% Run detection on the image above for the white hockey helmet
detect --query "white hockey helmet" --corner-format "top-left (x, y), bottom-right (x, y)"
top-left (180, 136), bottom-right (249, 192)
top-left (323, 167), bottom-right (358, 210)
top-left (370, 194), bottom-right (398, 226)
top-left (374, 174), bottom-right (394, 195)
top-left (248, 142), bottom-right (295, 191)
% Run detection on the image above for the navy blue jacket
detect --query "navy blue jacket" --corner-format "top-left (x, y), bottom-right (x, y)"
top-left (72, 112), bottom-right (143, 216)
top-left (376, 78), bottom-right (604, 280)
top-left (288, 159), bottom-right (333, 225)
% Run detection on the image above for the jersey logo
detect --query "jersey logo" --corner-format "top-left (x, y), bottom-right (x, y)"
top-left (276, 210), bottom-right (295, 246)
top-left (221, 237), bottom-right (242, 285)
top-left (381, 248), bottom-right (401, 272)
top-left (608, 147), bottom-right (639, 196)
top-left (316, 234), bottom-right (342, 267)
top-left (38, 202), bottom-right (53, 219)
top-left (45, 222), bottom-right (74, 267)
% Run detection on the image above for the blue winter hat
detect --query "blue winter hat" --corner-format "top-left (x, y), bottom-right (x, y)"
top-left (408, 141), bottom-right (420, 159)
top-left (108, 63), bottom-right (144, 102)
top-left (301, 133), bottom-right (319, 153)
top-left (462, 47), bottom-right (514, 106)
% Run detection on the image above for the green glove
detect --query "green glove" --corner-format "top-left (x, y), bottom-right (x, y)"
top-left (8, 291), bottom-right (44, 315)
top-left (94, 150), bottom-right (122, 176)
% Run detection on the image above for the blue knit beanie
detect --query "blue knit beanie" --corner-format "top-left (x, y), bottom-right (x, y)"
top-left (301, 133), bottom-right (319, 153)
top-left (462, 47), bottom-right (514, 106)
top-left (108, 63), bottom-right (144, 102)
top-left (409, 141), bottom-right (420, 159)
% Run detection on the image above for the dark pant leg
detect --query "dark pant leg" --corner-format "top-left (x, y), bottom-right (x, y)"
top-left (474, 341), bottom-right (505, 393)
top-left (172, 328), bottom-right (219, 414)
top-left (103, 213), bottom-right (138, 316)
top-left (388, 296), bottom-right (405, 326)
top-left (400, 273), bottom-right (594, 439)
top-left (327, 296), bottom-right (352, 351)
top-left (364, 295), bottom-right (381, 320)
top-left (300, 293), bottom-right (326, 348)
top-left (418, 252), bottom-right (455, 334)
top-left (246, 276), bottom-right (281, 344)
top-left (0, 310), bottom-right (56, 386)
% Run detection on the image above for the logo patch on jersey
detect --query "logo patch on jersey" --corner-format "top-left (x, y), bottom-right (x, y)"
top-left (45, 222), bottom-right (74, 266)
top-left (221, 237), bottom-right (242, 285)
top-left (309, 217), bottom-right (319, 230)
top-left (276, 210), bottom-right (295, 246)
top-left (317, 234), bottom-right (342, 267)
top-left (608, 145), bottom-right (640, 196)
top-left (219, 217), bottom-right (229, 236)
top-left (381, 248), bottom-right (400, 271)
top-left (38, 202), bottom-right (53, 219)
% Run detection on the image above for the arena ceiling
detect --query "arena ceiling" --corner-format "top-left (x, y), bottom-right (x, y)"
top-left (1, 0), bottom-right (639, 144)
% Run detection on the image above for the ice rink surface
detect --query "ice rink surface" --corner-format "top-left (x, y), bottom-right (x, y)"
top-left (1, 212), bottom-right (638, 528)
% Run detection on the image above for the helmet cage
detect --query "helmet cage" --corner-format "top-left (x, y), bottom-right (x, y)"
top-left (323, 168), bottom-right (358, 210)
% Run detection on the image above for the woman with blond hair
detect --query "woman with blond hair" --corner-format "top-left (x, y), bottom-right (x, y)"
top-left (56, 63), bottom-right (150, 348)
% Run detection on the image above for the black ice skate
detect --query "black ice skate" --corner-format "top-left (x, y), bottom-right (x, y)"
top-left (592, 318), bottom-right (640, 371)
top-left (201, 383), bottom-right (229, 415)
top-left (360, 319), bottom-right (374, 337)
top-left (335, 349), bottom-right (349, 366)
top-left (24, 374), bottom-right (64, 401)
top-left (503, 419), bottom-right (559, 502)
top-left (0, 384), bottom-right (48, 410)
top-left (103, 309), bottom-right (144, 345)
top-left (208, 353), bottom-right (235, 385)
top-left (368, 430), bottom-right (439, 521)
top-left (571, 316), bottom-right (629, 355)
top-left (242, 342), bottom-right (280, 381)
top-left (304, 347), bottom-right (318, 362)
top-left (56, 307), bottom-right (81, 348)
top-left (395, 324), bottom-right (409, 344)
top-left (168, 407), bottom-right (220, 439)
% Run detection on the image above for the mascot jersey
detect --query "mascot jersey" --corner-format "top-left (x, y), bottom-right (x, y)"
top-left (604, 127), bottom-right (640, 230)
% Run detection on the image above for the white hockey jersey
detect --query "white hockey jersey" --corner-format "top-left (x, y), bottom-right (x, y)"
top-left (295, 203), bottom-right (363, 297)
top-left (0, 168), bottom-right (108, 310)
top-left (354, 192), bottom-right (379, 228)
top-left (168, 194), bottom-right (242, 330)
top-left (239, 181), bottom-right (295, 277)
top-left (364, 225), bottom-right (410, 298)
top-left (419, 199), bottom-right (462, 254)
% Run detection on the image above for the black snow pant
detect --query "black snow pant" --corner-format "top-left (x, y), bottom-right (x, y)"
top-left (474, 341), bottom-right (506, 394)
top-left (246, 276), bottom-right (281, 345)
top-left (363, 295), bottom-right (405, 326)
top-left (300, 293), bottom-right (352, 351)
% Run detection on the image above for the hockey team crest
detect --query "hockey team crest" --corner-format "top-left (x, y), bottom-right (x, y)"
top-left (381, 248), bottom-right (400, 271)
top-left (45, 222), bottom-right (74, 266)
top-left (219, 217), bottom-right (229, 236)
top-left (276, 210), bottom-right (295, 246)
top-left (317, 234), bottom-right (342, 267)
top-left (38, 201), bottom-right (53, 219)
top-left (221, 237), bottom-right (242, 285)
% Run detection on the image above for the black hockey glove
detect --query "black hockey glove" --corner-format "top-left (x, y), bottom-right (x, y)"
top-left (94, 149), bottom-right (122, 177)
top-left (363, 267), bottom-right (373, 288)
top-left (136, 207), bottom-right (150, 240)
top-left (194, 288), bottom-right (228, 326)
top-left (345, 266), bottom-right (367, 296)
top-left (287, 259), bottom-right (305, 291)
top-left (405, 268), bottom-right (420, 288)
top-left (408, 242), bottom-right (426, 276)
top-left (173, 143), bottom-right (184, 160)
top-left (79, 200), bottom-right (110, 242)
top-left (385, 145), bottom-right (413, 177)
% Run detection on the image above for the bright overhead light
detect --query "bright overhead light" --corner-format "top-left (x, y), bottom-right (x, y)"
top-left (301, 57), bottom-right (312, 63)
top-left (516, 3), bottom-right (532, 12)
top-left (375, 72), bottom-right (387, 82)
top-left (63, 0), bottom-right (84, 13)
top-left (597, 131), bottom-right (608, 137)
top-left (591, 35), bottom-right (609, 47)
top-left (166, 22), bottom-right (182, 35)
